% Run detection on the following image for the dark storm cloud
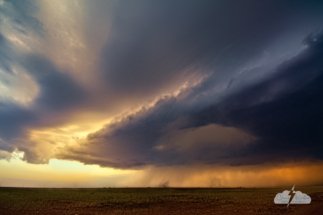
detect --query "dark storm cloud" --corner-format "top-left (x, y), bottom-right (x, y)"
top-left (190, 31), bottom-right (323, 163)
top-left (0, 101), bottom-right (36, 141)
top-left (62, 31), bottom-right (323, 168)
top-left (100, 0), bottom-right (305, 97)
top-left (203, 32), bottom-right (323, 164)
top-left (22, 55), bottom-right (87, 111)
top-left (179, 32), bottom-right (323, 164)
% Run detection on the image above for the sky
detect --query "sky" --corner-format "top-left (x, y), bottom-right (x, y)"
top-left (1, 0), bottom-right (323, 188)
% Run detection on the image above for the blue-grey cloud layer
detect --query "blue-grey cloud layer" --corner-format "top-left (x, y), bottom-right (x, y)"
top-left (59, 31), bottom-right (323, 168)
top-left (1, 0), bottom-right (323, 167)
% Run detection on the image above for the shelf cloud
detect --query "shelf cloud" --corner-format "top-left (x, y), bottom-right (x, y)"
top-left (1, 0), bottom-right (323, 186)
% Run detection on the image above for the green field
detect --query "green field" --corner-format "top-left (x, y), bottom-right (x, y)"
top-left (0, 187), bottom-right (322, 214)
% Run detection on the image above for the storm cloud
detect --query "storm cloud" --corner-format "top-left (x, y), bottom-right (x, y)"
top-left (100, 0), bottom-right (305, 98)
top-left (1, 0), bottom-right (323, 174)
top-left (59, 31), bottom-right (323, 168)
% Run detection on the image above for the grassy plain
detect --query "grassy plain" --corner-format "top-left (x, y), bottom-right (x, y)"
top-left (0, 186), bottom-right (323, 214)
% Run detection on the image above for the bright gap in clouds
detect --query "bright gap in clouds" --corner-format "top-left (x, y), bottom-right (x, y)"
top-left (0, 153), bottom-right (135, 188)
top-left (2, 155), bottom-right (323, 188)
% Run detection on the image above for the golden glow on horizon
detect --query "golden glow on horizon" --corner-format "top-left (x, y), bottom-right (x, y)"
top-left (1, 159), bottom-right (323, 188)
top-left (0, 156), bottom-right (135, 186)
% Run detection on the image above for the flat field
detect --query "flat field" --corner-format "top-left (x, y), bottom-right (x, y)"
top-left (0, 186), bottom-right (323, 214)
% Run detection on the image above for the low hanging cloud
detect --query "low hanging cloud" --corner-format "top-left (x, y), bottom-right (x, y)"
top-left (59, 31), bottom-right (323, 169)
top-left (0, 0), bottom-right (323, 174)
